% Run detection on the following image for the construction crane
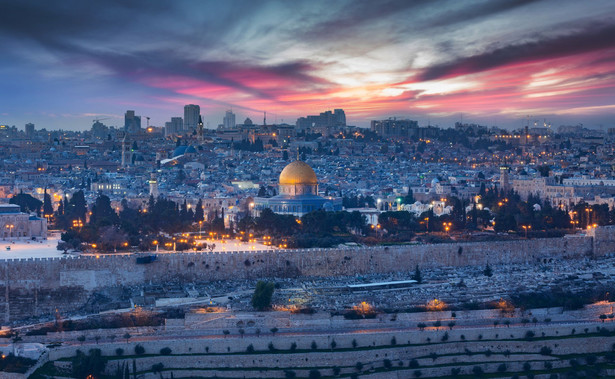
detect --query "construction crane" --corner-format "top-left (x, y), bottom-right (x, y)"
top-left (93, 117), bottom-right (110, 123)
top-left (145, 116), bottom-right (151, 128)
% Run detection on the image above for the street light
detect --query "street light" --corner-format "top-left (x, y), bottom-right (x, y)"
top-left (442, 222), bottom-right (452, 233)
top-left (5, 224), bottom-right (14, 238)
top-left (522, 225), bottom-right (531, 238)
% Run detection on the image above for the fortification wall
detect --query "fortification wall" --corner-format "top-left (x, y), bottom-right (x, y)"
top-left (0, 231), bottom-right (605, 322)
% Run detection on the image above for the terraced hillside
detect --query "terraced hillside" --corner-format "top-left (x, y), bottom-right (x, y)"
top-left (30, 320), bottom-right (615, 378)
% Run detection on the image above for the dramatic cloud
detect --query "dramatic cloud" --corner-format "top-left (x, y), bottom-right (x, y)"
top-left (0, 0), bottom-right (614, 130)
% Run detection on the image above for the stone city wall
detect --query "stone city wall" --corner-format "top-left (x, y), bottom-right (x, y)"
top-left (0, 228), bottom-right (610, 322)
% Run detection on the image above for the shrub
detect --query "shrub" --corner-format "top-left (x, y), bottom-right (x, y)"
top-left (383, 359), bottom-right (392, 369)
top-left (409, 358), bottom-right (419, 368)
top-left (115, 348), bottom-right (124, 356)
top-left (525, 330), bottom-right (535, 340)
top-left (497, 363), bottom-right (507, 372)
top-left (134, 344), bottom-right (145, 355)
top-left (429, 352), bottom-right (438, 361)
top-left (332, 366), bottom-right (340, 375)
top-left (311, 341), bottom-right (318, 350)
top-left (331, 339), bottom-right (337, 349)
top-left (152, 363), bottom-right (164, 373)
top-left (586, 355), bottom-right (597, 365)
top-left (417, 322), bottom-right (426, 330)
top-left (308, 369), bottom-right (321, 379)
top-left (290, 342), bottom-right (297, 351)
top-left (352, 339), bottom-right (358, 348)
top-left (284, 370), bottom-right (296, 379)
top-left (414, 370), bottom-right (422, 377)
top-left (472, 366), bottom-right (484, 376)
top-left (448, 321), bottom-right (456, 330)
top-left (523, 362), bottom-right (531, 371)
top-left (441, 332), bottom-right (449, 342)
top-left (544, 361), bottom-right (553, 370)
top-left (540, 346), bottom-right (552, 355)
top-left (451, 367), bottom-right (461, 376)
top-left (160, 347), bottom-right (172, 355)
top-left (355, 362), bottom-right (363, 371)
top-left (246, 344), bottom-right (255, 353)
top-left (268, 342), bottom-right (276, 351)
top-left (433, 320), bottom-right (441, 328)
top-left (390, 336), bottom-right (397, 345)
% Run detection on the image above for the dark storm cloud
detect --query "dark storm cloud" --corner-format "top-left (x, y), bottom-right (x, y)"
top-left (426, 0), bottom-right (542, 27)
top-left (299, 0), bottom-right (542, 43)
top-left (419, 23), bottom-right (615, 81)
top-left (0, 0), bottom-right (328, 102)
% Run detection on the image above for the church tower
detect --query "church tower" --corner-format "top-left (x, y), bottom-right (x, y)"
top-left (197, 115), bottom-right (204, 142)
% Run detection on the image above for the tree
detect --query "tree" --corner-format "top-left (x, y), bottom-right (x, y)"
top-left (134, 344), bottom-right (145, 355)
top-left (89, 194), bottom-right (119, 229)
top-left (72, 349), bottom-right (108, 379)
top-left (123, 332), bottom-right (131, 343)
top-left (43, 189), bottom-right (54, 219)
top-left (251, 281), bottom-right (275, 310)
top-left (10, 192), bottom-right (42, 214)
top-left (152, 363), bottom-right (164, 373)
top-left (483, 264), bottom-right (493, 277)
top-left (412, 265), bottom-right (423, 283)
top-left (194, 199), bottom-right (204, 223)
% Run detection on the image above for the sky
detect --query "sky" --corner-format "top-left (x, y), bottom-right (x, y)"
top-left (0, 0), bottom-right (614, 131)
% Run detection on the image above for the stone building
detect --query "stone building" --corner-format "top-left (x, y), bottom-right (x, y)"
top-left (0, 204), bottom-right (47, 240)
top-left (253, 160), bottom-right (342, 217)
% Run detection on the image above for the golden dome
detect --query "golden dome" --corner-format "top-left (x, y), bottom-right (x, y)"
top-left (279, 161), bottom-right (318, 185)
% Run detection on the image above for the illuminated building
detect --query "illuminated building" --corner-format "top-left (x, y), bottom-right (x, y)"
top-left (253, 161), bottom-right (342, 217)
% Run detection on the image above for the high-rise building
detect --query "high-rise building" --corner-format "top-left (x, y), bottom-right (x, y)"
top-left (184, 104), bottom-right (200, 132)
top-left (223, 110), bottom-right (236, 129)
top-left (334, 109), bottom-right (346, 126)
top-left (295, 109), bottom-right (346, 132)
top-left (164, 117), bottom-right (183, 137)
top-left (124, 110), bottom-right (141, 134)
top-left (25, 123), bottom-right (35, 137)
top-left (370, 118), bottom-right (419, 138)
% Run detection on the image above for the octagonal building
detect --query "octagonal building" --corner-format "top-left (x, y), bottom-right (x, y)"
top-left (253, 161), bottom-right (342, 217)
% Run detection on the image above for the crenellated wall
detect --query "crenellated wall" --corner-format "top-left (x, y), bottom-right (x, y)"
top-left (0, 228), bottom-right (611, 322)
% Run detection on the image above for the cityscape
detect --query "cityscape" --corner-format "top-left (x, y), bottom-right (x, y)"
top-left (1, 0), bottom-right (615, 378)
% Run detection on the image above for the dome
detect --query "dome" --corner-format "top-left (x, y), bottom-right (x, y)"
top-left (279, 161), bottom-right (318, 185)
top-left (173, 146), bottom-right (187, 157)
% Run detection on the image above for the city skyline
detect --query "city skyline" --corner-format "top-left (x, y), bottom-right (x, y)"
top-left (1, 0), bottom-right (615, 130)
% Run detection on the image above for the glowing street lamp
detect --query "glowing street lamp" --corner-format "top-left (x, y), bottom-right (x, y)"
top-left (522, 225), bottom-right (531, 238)
top-left (442, 222), bottom-right (452, 233)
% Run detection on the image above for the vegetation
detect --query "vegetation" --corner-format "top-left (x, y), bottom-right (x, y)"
top-left (71, 349), bottom-right (107, 379)
top-left (251, 281), bottom-right (275, 310)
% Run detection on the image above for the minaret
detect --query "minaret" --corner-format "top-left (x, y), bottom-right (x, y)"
top-left (263, 111), bottom-right (267, 127)
top-left (121, 133), bottom-right (127, 167)
top-left (500, 165), bottom-right (510, 193)
top-left (149, 171), bottom-right (158, 198)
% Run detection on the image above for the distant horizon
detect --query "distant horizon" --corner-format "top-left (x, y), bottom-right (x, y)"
top-left (1, 0), bottom-right (614, 131)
